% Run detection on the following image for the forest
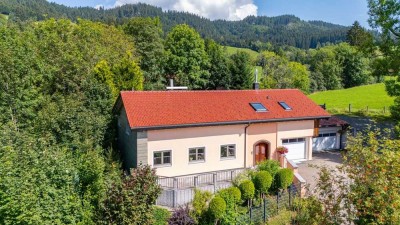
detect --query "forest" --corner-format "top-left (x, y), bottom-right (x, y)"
top-left (0, 0), bottom-right (399, 224)
top-left (0, 0), bottom-right (351, 49)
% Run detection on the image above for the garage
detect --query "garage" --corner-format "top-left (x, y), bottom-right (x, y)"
top-left (282, 138), bottom-right (306, 161)
top-left (313, 132), bottom-right (338, 151)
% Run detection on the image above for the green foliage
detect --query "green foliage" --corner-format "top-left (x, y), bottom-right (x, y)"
top-left (267, 209), bottom-right (292, 225)
top-left (123, 17), bottom-right (165, 90)
top-left (275, 169), bottom-right (294, 190)
top-left (239, 180), bottom-right (255, 200)
top-left (253, 171), bottom-right (273, 194)
top-left (257, 160), bottom-right (281, 178)
top-left (205, 39), bottom-right (231, 89)
top-left (94, 60), bottom-right (119, 98)
top-left (209, 196), bottom-right (226, 220)
top-left (258, 51), bottom-right (310, 93)
top-left (113, 52), bottom-right (144, 91)
top-left (232, 169), bottom-right (255, 187)
top-left (229, 51), bottom-right (253, 90)
top-left (99, 164), bottom-right (162, 224)
top-left (218, 187), bottom-right (241, 204)
top-left (346, 21), bottom-right (374, 53)
top-left (293, 197), bottom-right (324, 225)
top-left (152, 206), bottom-right (171, 225)
top-left (191, 189), bottom-right (212, 220)
top-left (165, 24), bottom-right (210, 89)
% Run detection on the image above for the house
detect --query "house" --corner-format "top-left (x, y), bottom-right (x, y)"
top-left (313, 116), bottom-right (349, 151)
top-left (114, 89), bottom-right (331, 177)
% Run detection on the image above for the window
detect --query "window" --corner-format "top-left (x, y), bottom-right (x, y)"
top-left (221, 145), bottom-right (236, 159)
top-left (282, 138), bottom-right (305, 143)
top-left (278, 101), bottom-right (292, 110)
top-left (318, 133), bottom-right (337, 137)
top-left (153, 150), bottom-right (171, 166)
top-left (189, 147), bottom-right (205, 162)
top-left (250, 103), bottom-right (268, 112)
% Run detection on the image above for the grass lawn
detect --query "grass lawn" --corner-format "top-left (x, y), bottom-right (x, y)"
top-left (308, 83), bottom-right (395, 115)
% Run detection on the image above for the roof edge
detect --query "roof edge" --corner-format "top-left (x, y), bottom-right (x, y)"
top-left (131, 116), bottom-right (331, 131)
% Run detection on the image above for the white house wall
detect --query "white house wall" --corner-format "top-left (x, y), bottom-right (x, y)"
top-left (146, 120), bottom-right (315, 177)
top-left (147, 124), bottom-right (246, 177)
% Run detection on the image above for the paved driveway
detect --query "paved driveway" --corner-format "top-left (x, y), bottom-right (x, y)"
top-left (297, 150), bottom-right (343, 190)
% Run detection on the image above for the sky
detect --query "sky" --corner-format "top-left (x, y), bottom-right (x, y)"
top-left (49, 0), bottom-right (371, 28)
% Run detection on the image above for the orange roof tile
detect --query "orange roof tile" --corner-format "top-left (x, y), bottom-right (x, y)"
top-left (119, 89), bottom-right (330, 129)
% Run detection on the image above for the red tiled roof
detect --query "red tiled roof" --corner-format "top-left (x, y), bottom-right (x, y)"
top-left (119, 89), bottom-right (330, 129)
top-left (320, 116), bottom-right (349, 127)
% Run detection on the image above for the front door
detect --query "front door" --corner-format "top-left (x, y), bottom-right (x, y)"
top-left (255, 143), bottom-right (269, 165)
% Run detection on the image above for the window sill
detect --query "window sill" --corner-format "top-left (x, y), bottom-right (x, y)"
top-left (153, 163), bottom-right (172, 168)
top-left (220, 157), bottom-right (236, 161)
top-left (189, 160), bottom-right (205, 164)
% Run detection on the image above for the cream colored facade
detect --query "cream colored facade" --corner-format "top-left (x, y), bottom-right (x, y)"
top-left (146, 120), bottom-right (315, 177)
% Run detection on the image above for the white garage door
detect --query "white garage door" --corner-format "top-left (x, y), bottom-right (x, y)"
top-left (282, 138), bottom-right (306, 161)
top-left (313, 133), bottom-right (337, 151)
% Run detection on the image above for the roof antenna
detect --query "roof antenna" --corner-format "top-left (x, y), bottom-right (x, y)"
top-left (166, 78), bottom-right (188, 91)
top-left (253, 68), bottom-right (259, 90)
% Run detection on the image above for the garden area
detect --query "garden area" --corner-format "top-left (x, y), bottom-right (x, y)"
top-left (153, 160), bottom-right (305, 225)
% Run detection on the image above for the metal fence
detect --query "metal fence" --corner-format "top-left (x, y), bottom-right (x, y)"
top-left (156, 168), bottom-right (245, 208)
top-left (237, 182), bottom-right (301, 224)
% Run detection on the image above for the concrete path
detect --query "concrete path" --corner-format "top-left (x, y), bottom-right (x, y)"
top-left (297, 150), bottom-right (343, 191)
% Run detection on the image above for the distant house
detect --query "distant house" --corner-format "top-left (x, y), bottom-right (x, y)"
top-left (114, 88), bottom-right (330, 177)
top-left (313, 116), bottom-right (349, 151)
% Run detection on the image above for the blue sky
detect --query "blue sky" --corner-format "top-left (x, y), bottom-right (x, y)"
top-left (49, 0), bottom-right (370, 28)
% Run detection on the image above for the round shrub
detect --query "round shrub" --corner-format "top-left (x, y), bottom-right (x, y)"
top-left (276, 168), bottom-right (294, 189)
top-left (209, 196), bottom-right (226, 219)
top-left (218, 187), bottom-right (241, 204)
top-left (257, 160), bottom-right (280, 177)
top-left (254, 171), bottom-right (273, 194)
top-left (239, 180), bottom-right (255, 200)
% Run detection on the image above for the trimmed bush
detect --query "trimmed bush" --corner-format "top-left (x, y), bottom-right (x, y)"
top-left (218, 186), bottom-right (241, 204)
top-left (239, 180), bottom-right (255, 200)
top-left (276, 168), bottom-right (294, 189)
top-left (257, 160), bottom-right (281, 177)
top-left (192, 189), bottom-right (212, 218)
top-left (209, 196), bottom-right (226, 220)
top-left (152, 206), bottom-right (171, 225)
top-left (254, 171), bottom-right (273, 194)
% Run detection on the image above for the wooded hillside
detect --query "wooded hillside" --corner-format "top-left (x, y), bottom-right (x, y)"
top-left (0, 0), bottom-right (349, 49)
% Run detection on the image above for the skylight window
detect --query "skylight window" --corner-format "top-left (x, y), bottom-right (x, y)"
top-left (278, 101), bottom-right (292, 110)
top-left (250, 103), bottom-right (268, 112)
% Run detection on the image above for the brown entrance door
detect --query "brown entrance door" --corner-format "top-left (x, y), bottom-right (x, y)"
top-left (255, 143), bottom-right (269, 165)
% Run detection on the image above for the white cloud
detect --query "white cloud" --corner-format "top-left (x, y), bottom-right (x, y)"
top-left (114, 0), bottom-right (258, 21)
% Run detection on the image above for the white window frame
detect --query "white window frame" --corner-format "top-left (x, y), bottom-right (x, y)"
top-left (153, 150), bottom-right (172, 167)
top-left (220, 144), bottom-right (236, 159)
top-left (188, 147), bottom-right (205, 163)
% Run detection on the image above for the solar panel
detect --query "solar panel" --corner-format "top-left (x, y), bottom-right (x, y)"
top-left (278, 101), bottom-right (292, 110)
top-left (250, 103), bottom-right (268, 112)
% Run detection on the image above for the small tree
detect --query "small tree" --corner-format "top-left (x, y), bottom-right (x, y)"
top-left (257, 160), bottom-right (280, 177)
top-left (275, 169), bottom-right (294, 190)
top-left (209, 196), bottom-right (226, 225)
top-left (191, 189), bottom-right (212, 222)
top-left (253, 171), bottom-right (273, 198)
top-left (239, 180), bottom-right (255, 207)
top-left (218, 187), bottom-right (241, 204)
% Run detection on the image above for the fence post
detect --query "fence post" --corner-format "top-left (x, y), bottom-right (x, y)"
top-left (276, 191), bottom-right (279, 212)
top-left (194, 176), bottom-right (198, 188)
top-left (213, 173), bottom-right (217, 193)
top-left (263, 198), bottom-right (267, 222)
top-left (349, 104), bottom-right (352, 113)
top-left (173, 178), bottom-right (178, 208)
top-left (249, 204), bottom-right (252, 221)
top-left (231, 170), bottom-right (235, 181)
top-left (289, 186), bottom-right (292, 207)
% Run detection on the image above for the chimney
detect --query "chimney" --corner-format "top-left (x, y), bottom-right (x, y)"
top-left (253, 68), bottom-right (259, 90)
top-left (166, 78), bottom-right (188, 91)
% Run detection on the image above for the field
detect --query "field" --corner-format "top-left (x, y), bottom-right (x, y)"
top-left (308, 83), bottom-right (395, 115)
top-left (224, 46), bottom-right (260, 62)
